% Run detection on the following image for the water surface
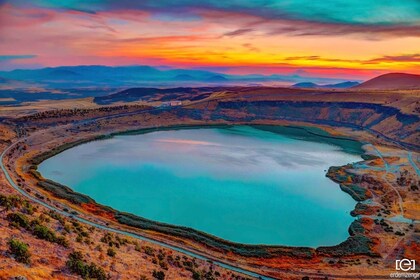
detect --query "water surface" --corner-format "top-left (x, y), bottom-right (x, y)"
top-left (39, 126), bottom-right (361, 247)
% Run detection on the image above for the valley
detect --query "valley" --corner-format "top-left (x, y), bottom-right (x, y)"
top-left (1, 85), bottom-right (419, 279)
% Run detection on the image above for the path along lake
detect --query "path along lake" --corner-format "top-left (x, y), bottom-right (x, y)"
top-left (39, 126), bottom-right (363, 247)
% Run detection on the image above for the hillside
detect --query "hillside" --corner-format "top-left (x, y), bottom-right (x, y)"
top-left (93, 87), bottom-right (222, 105)
top-left (292, 82), bottom-right (318, 88)
top-left (292, 81), bottom-right (359, 89)
top-left (354, 73), bottom-right (420, 90)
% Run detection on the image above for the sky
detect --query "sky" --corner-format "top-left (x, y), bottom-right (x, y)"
top-left (0, 0), bottom-right (419, 79)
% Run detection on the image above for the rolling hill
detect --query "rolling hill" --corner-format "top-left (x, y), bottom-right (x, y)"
top-left (292, 81), bottom-right (359, 89)
top-left (353, 73), bottom-right (420, 90)
top-left (93, 87), bottom-right (222, 105)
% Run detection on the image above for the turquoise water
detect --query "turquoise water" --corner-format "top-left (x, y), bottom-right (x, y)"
top-left (39, 126), bottom-right (361, 247)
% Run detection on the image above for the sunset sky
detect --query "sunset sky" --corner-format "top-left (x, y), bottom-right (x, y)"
top-left (0, 0), bottom-right (419, 79)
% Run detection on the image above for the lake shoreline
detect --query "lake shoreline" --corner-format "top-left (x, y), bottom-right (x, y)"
top-left (38, 125), bottom-right (360, 247)
top-left (25, 123), bottom-right (378, 259)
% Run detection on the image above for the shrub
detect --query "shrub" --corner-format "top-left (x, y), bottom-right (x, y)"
top-left (144, 246), bottom-right (155, 256)
top-left (152, 270), bottom-right (165, 280)
top-left (8, 239), bottom-right (31, 264)
top-left (32, 224), bottom-right (56, 242)
top-left (46, 210), bottom-right (64, 224)
top-left (66, 251), bottom-right (107, 280)
top-left (38, 213), bottom-right (47, 222)
top-left (76, 235), bottom-right (83, 243)
top-left (66, 251), bottom-right (86, 275)
top-left (100, 232), bottom-right (122, 248)
top-left (100, 232), bottom-right (113, 244)
top-left (115, 235), bottom-right (127, 246)
top-left (22, 201), bottom-right (35, 215)
top-left (159, 260), bottom-right (168, 270)
top-left (72, 221), bottom-right (84, 233)
top-left (157, 251), bottom-right (165, 261)
top-left (0, 195), bottom-right (23, 210)
top-left (30, 218), bottom-right (42, 227)
top-left (192, 270), bottom-right (200, 280)
top-left (87, 263), bottom-right (107, 280)
top-left (7, 212), bottom-right (30, 229)
top-left (56, 235), bottom-right (69, 247)
top-left (107, 248), bottom-right (116, 257)
top-left (31, 224), bottom-right (68, 247)
top-left (64, 223), bottom-right (71, 233)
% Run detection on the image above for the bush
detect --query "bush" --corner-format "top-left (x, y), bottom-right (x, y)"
top-left (87, 263), bottom-right (107, 280)
top-left (152, 270), bottom-right (165, 280)
top-left (22, 201), bottom-right (35, 215)
top-left (66, 251), bottom-right (86, 275)
top-left (64, 223), bottom-right (71, 233)
top-left (159, 260), bottom-right (168, 270)
top-left (115, 235), bottom-right (127, 246)
top-left (32, 224), bottom-right (56, 242)
top-left (8, 239), bottom-right (31, 264)
top-left (192, 270), bottom-right (201, 280)
top-left (0, 195), bottom-right (23, 210)
top-left (30, 218), bottom-right (42, 227)
top-left (31, 224), bottom-right (68, 247)
top-left (100, 232), bottom-right (113, 244)
top-left (107, 248), bottom-right (116, 257)
top-left (67, 251), bottom-right (107, 280)
top-left (56, 235), bottom-right (69, 248)
top-left (46, 210), bottom-right (64, 224)
top-left (7, 212), bottom-right (30, 229)
top-left (144, 246), bottom-right (155, 256)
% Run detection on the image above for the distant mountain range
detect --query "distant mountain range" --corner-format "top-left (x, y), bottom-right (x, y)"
top-left (1, 67), bottom-right (418, 106)
top-left (0, 65), bottom-right (353, 88)
top-left (353, 73), bottom-right (420, 90)
top-left (292, 81), bottom-right (360, 89)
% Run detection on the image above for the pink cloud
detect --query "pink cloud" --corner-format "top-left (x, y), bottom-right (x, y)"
top-left (1, 3), bottom-right (419, 80)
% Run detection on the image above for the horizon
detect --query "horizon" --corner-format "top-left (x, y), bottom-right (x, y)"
top-left (2, 63), bottom-right (420, 84)
top-left (1, 1), bottom-right (419, 80)
top-left (0, 63), bottom-right (365, 80)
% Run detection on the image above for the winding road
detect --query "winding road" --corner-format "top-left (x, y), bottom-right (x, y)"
top-left (368, 144), bottom-right (405, 216)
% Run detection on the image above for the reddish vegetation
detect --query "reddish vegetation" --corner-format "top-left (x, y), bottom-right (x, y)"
top-left (354, 73), bottom-right (420, 90)
top-left (81, 203), bottom-right (116, 221)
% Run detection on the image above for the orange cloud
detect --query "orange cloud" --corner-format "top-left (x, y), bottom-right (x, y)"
top-left (1, 3), bottom-right (419, 79)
